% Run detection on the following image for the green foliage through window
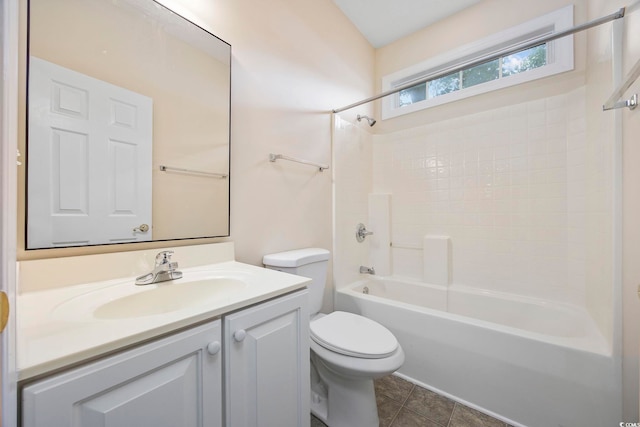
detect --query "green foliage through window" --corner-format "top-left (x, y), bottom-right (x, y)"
top-left (428, 72), bottom-right (459, 98)
top-left (397, 44), bottom-right (547, 107)
top-left (399, 82), bottom-right (426, 107)
top-left (502, 44), bottom-right (547, 76)
top-left (462, 59), bottom-right (500, 88)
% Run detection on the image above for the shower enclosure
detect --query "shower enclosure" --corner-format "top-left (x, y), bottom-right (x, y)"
top-left (332, 3), bottom-right (633, 426)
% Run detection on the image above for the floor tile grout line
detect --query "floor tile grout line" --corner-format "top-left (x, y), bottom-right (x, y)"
top-left (446, 402), bottom-right (458, 427)
top-left (407, 385), bottom-right (454, 427)
top-left (386, 403), bottom-right (401, 427)
top-left (396, 404), bottom-right (450, 427)
top-left (391, 384), bottom-right (454, 427)
top-left (399, 383), bottom-right (415, 406)
top-left (385, 383), bottom-right (414, 427)
top-left (380, 383), bottom-right (415, 406)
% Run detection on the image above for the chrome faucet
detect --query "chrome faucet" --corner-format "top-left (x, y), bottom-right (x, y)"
top-left (135, 250), bottom-right (183, 285)
top-left (356, 223), bottom-right (374, 242)
top-left (359, 266), bottom-right (375, 275)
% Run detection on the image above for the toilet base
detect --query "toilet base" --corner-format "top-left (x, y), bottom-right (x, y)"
top-left (310, 352), bottom-right (380, 427)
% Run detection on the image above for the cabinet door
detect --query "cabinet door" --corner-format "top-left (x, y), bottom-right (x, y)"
top-left (22, 321), bottom-right (222, 427)
top-left (225, 290), bottom-right (310, 427)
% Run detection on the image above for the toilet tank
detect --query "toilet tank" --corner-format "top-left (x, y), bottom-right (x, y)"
top-left (262, 248), bottom-right (330, 316)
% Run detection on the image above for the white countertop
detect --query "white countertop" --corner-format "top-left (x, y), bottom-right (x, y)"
top-left (17, 261), bottom-right (310, 380)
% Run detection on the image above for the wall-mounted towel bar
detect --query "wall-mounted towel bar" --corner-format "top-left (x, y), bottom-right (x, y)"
top-left (603, 54), bottom-right (640, 111)
top-left (269, 153), bottom-right (329, 172)
top-left (159, 165), bottom-right (228, 178)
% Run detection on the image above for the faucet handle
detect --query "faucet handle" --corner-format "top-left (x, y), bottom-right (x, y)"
top-left (155, 250), bottom-right (175, 265)
top-left (356, 223), bottom-right (374, 242)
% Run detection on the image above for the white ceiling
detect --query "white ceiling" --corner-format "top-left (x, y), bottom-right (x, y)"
top-left (332, 0), bottom-right (481, 48)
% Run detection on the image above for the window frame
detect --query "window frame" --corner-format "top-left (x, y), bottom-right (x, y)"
top-left (381, 5), bottom-right (574, 120)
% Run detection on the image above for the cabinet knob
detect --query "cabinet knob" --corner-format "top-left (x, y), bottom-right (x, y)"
top-left (207, 341), bottom-right (221, 355)
top-left (234, 329), bottom-right (246, 342)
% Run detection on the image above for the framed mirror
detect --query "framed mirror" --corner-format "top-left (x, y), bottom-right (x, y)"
top-left (26, 0), bottom-right (231, 249)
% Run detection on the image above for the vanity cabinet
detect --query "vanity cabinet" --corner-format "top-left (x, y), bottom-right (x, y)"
top-left (21, 289), bottom-right (310, 427)
top-left (225, 289), bottom-right (309, 427)
top-left (22, 320), bottom-right (223, 427)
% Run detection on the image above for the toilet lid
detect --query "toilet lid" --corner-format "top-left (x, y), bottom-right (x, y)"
top-left (310, 311), bottom-right (398, 359)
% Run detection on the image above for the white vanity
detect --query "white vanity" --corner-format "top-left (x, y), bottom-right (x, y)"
top-left (17, 243), bottom-right (310, 427)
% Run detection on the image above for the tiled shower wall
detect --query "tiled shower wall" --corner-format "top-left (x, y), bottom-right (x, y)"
top-left (371, 87), bottom-right (612, 306)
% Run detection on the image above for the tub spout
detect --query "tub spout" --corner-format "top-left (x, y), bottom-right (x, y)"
top-left (359, 266), bottom-right (375, 275)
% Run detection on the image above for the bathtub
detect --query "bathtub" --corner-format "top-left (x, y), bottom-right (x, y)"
top-left (335, 277), bottom-right (619, 427)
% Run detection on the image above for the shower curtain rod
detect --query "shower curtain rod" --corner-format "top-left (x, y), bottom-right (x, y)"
top-left (332, 7), bottom-right (626, 114)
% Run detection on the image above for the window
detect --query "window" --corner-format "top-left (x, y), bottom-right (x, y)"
top-left (382, 6), bottom-right (574, 120)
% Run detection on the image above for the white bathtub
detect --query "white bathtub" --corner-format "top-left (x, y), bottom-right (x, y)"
top-left (335, 277), bottom-right (619, 427)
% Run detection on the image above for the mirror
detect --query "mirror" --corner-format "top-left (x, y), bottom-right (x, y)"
top-left (26, 0), bottom-right (231, 249)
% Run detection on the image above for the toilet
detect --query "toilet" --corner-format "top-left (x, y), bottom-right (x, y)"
top-left (263, 248), bottom-right (404, 427)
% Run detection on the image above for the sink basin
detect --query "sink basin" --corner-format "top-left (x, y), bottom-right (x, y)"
top-left (94, 278), bottom-right (247, 319)
top-left (51, 271), bottom-right (252, 322)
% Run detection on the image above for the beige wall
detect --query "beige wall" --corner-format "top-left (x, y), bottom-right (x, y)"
top-left (218, 0), bottom-right (374, 311)
top-left (164, 0), bottom-right (375, 316)
top-left (177, 0), bottom-right (375, 316)
top-left (17, 0), bottom-right (375, 313)
top-left (374, 0), bottom-right (588, 134)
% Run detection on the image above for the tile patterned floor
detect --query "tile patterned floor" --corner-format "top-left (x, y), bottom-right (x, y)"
top-left (310, 375), bottom-right (512, 427)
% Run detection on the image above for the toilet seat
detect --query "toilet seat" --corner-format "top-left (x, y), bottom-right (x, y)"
top-left (310, 311), bottom-right (398, 359)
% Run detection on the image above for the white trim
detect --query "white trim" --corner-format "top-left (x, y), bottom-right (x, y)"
top-left (381, 5), bottom-right (574, 120)
top-left (0, 0), bottom-right (19, 425)
top-left (611, 14), bottom-right (626, 421)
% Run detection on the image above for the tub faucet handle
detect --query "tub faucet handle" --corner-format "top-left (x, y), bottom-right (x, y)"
top-left (356, 223), bottom-right (374, 242)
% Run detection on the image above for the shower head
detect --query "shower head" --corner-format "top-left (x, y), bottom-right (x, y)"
top-left (357, 114), bottom-right (376, 127)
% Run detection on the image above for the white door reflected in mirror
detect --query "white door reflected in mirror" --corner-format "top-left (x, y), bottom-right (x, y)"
top-left (28, 57), bottom-right (153, 248)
